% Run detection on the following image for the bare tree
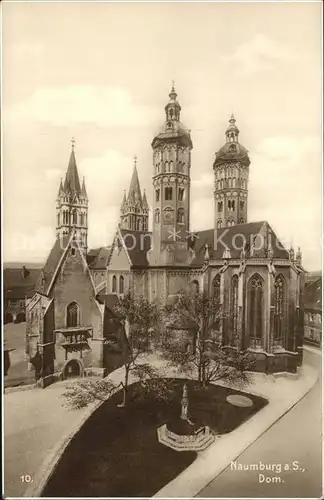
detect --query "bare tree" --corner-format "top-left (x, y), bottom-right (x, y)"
top-left (62, 294), bottom-right (173, 410)
top-left (161, 291), bottom-right (253, 388)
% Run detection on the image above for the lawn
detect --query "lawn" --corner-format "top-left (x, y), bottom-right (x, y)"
top-left (42, 379), bottom-right (268, 498)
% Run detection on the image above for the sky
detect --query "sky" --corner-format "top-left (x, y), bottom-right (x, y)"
top-left (2, 1), bottom-right (322, 270)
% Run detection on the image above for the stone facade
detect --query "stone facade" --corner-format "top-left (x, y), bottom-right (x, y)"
top-left (104, 84), bottom-right (305, 375)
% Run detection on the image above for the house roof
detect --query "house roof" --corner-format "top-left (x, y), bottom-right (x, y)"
top-left (35, 235), bottom-right (70, 294)
top-left (4, 268), bottom-right (41, 300)
top-left (304, 277), bottom-right (322, 312)
top-left (87, 246), bottom-right (111, 270)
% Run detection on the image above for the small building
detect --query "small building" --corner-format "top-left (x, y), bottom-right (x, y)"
top-left (304, 276), bottom-right (322, 346)
top-left (4, 266), bottom-right (41, 323)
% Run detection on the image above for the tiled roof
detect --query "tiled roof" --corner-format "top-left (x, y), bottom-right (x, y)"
top-left (4, 268), bottom-right (41, 300)
top-left (304, 277), bottom-right (322, 312)
top-left (96, 293), bottom-right (121, 317)
top-left (191, 221), bottom-right (289, 265)
top-left (120, 229), bottom-right (152, 267)
top-left (116, 221), bottom-right (289, 269)
top-left (35, 236), bottom-right (70, 294)
top-left (87, 246), bottom-right (111, 269)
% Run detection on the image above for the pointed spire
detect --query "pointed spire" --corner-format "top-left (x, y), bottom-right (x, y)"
top-left (57, 178), bottom-right (64, 198)
top-left (81, 176), bottom-right (88, 199)
top-left (63, 139), bottom-right (81, 194)
top-left (120, 190), bottom-right (127, 213)
top-left (127, 156), bottom-right (143, 204)
top-left (142, 189), bottom-right (149, 209)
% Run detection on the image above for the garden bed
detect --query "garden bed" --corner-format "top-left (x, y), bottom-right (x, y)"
top-left (42, 378), bottom-right (267, 497)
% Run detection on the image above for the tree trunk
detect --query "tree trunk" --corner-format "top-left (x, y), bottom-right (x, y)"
top-left (121, 364), bottom-right (130, 406)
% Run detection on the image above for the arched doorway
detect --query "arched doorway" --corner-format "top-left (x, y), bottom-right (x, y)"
top-left (5, 312), bottom-right (13, 324)
top-left (16, 311), bottom-right (26, 323)
top-left (63, 359), bottom-right (82, 379)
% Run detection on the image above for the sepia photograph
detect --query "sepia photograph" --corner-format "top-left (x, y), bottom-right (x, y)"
top-left (2, 1), bottom-right (323, 498)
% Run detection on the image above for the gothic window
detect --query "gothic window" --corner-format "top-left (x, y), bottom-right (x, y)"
top-left (228, 200), bottom-right (235, 211)
top-left (217, 220), bottom-right (223, 228)
top-left (155, 209), bottom-right (160, 223)
top-left (178, 162), bottom-right (184, 173)
top-left (156, 163), bottom-right (160, 175)
top-left (217, 180), bottom-right (221, 189)
top-left (112, 275), bottom-right (117, 293)
top-left (72, 209), bottom-right (77, 225)
top-left (80, 213), bottom-right (85, 225)
top-left (119, 275), bottom-right (124, 294)
top-left (248, 274), bottom-right (264, 347)
top-left (177, 208), bottom-right (185, 223)
top-left (274, 275), bottom-right (285, 345)
top-left (178, 187), bottom-right (185, 201)
top-left (240, 200), bottom-right (245, 211)
top-left (191, 280), bottom-right (199, 296)
top-left (169, 160), bottom-right (174, 172)
top-left (213, 274), bottom-right (221, 304)
top-left (233, 178), bottom-right (236, 187)
top-left (231, 275), bottom-right (239, 339)
top-left (165, 162), bottom-right (170, 173)
top-left (66, 302), bottom-right (79, 328)
top-left (165, 186), bottom-right (173, 200)
top-left (156, 189), bottom-right (160, 202)
top-left (217, 201), bottom-right (223, 212)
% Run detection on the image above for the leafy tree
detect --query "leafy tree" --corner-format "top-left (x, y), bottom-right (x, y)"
top-left (62, 294), bottom-right (173, 410)
top-left (161, 291), bottom-right (253, 388)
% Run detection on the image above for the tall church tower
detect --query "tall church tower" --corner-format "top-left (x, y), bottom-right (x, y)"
top-left (148, 83), bottom-right (193, 266)
top-left (213, 115), bottom-right (250, 228)
top-left (120, 156), bottom-right (149, 231)
top-left (56, 140), bottom-right (88, 251)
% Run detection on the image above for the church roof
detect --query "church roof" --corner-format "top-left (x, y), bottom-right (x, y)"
top-left (191, 221), bottom-right (289, 265)
top-left (35, 235), bottom-right (70, 293)
top-left (119, 229), bottom-right (152, 267)
top-left (87, 246), bottom-right (111, 269)
top-left (63, 149), bottom-right (82, 194)
top-left (214, 141), bottom-right (250, 166)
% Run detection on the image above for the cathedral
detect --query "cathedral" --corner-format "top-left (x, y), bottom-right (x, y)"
top-left (26, 84), bottom-right (305, 385)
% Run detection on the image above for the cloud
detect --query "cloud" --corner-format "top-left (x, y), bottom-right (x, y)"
top-left (5, 85), bottom-right (159, 127)
top-left (221, 34), bottom-right (298, 75)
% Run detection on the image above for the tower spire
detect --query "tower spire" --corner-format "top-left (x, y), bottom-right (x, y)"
top-left (120, 156), bottom-right (148, 232)
top-left (56, 141), bottom-right (88, 251)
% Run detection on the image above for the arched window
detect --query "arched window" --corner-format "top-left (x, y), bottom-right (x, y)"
top-left (213, 274), bottom-right (221, 303)
top-left (191, 280), bottom-right (199, 296)
top-left (177, 208), bottom-right (185, 223)
top-left (217, 220), bottom-right (223, 228)
top-left (72, 209), bottom-right (77, 225)
top-left (119, 275), bottom-right (124, 294)
top-left (217, 180), bottom-right (221, 189)
top-left (248, 274), bottom-right (264, 347)
top-left (112, 275), bottom-right (117, 293)
top-left (80, 213), bottom-right (85, 226)
top-left (155, 209), bottom-right (160, 223)
top-left (178, 187), bottom-right (185, 201)
top-left (169, 160), bottom-right (174, 172)
top-left (165, 187), bottom-right (173, 200)
top-left (156, 189), bottom-right (160, 202)
top-left (169, 108), bottom-right (174, 119)
top-left (156, 163), bottom-right (160, 175)
top-left (217, 201), bottom-right (223, 212)
top-left (231, 275), bottom-right (239, 340)
top-left (274, 275), bottom-right (285, 346)
top-left (165, 161), bottom-right (170, 173)
top-left (67, 302), bottom-right (79, 328)
top-left (240, 200), bottom-right (245, 211)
